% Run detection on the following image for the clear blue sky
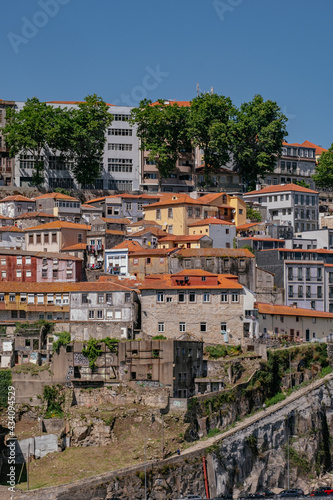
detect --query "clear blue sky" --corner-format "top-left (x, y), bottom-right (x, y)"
top-left (1, 0), bottom-right (333, 148)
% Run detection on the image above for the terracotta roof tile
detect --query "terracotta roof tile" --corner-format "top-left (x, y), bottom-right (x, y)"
top-left (105, 230), bottom-right (126, 236)
top-left (245, 183), bottom-right (318, 195)
top-left (139, 271), bottom-right (243, 290)
top-left (100, 217), bottom-right (131, 225)
top-left (158, 234), bottom-right (210, 242)
top-left (24, 221), bottom-right (90, 231)
top-left (188, 217), bottom-right (234, 227)
top-left (151, 100), bottom-right (191, 107)
top-left (129, 227), bottom-right (169, 237)
top-left (256, 302), bottom-right (333, 319)
top-left (300, 140), bottom-right (328, 155)
top-left (0, 195), bottom-right (32, 203)
top-left (0, 281), bottom-right (132, 293)
top-left (110, 240), bottom-right (143, 251)
top-left (14, 211), bottom-right (57, 219)
top-left (237, 222), bottom-right (266, 230)
top-left (61, 243), bottom-right (87, 251)
top-left (0, 226), bottom-right (24, 232)
top-left (33, 192), bottom-right (79, 201)
top-left (0, 248), bottom-right (82, 260)
top-left (129, 248), bottom-right (179, 257)
top-left (175, 248), bottom-right (254, 258)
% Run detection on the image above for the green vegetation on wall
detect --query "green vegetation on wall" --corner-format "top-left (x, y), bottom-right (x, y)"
top-left (0, 370), bottom-right (12, 408)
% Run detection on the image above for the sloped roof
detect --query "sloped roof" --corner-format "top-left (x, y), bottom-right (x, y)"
top-left (139, 271), bottom-right (243, 290)
top-left (245, 183), bottom-right (318, 196)
top-left (237, 222), bottom-right (266, 230)
top-left (24, 221), bottom-right (90, 231)
top-left (129, 248), bottom-right (179, 257)
top-left (110, 240), bottom-right (143, 251)
top-left (151, 100), bottom-right (191, 107)
top-left (158, 234), bottom-right (210, 242)
top-left (300, 140), bottom-right (328, 155)
top-left (14, 211), bottom-right (58, 219)
top-left (188, 217), bottom-right (234, 227)
top-left (0, 195), bottom-right (32, 203)
top-left (0, 281), bottom-right (132, 293)
top-left (256, 302), bottom-right (333, 319)
top-left (101, 217), bottom-right (131, 225)
top-left (175, 248), bottom-right (254, 258)
top-left (129, 226), bottom-right (169, 237)
top-left (61, 243), bottom-right (87, 251)
top-left (0, 248), bottom-right (82, 260)
top-left (34, 192), bottom-right (79, 201)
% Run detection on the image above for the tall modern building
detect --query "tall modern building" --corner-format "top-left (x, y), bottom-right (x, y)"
top-left (9, 100), bottom-right (141, 191)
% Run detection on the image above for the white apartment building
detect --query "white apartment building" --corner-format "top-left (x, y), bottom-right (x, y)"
top-left (244, 184), bottom-right (319, 233)
top-left (12, 101), bottom-right (141, 191)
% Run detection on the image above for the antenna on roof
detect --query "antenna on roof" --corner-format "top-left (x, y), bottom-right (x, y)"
top-left (196, 83), bottom-right (200, 96)
top-left (210, 87), bottom-right (214, 94)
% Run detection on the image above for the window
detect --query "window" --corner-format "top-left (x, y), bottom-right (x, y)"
top-left (98, 294), bottom-right (104, 304)
top-left (0, 294), bottom-right (4, 302)
top-left (203, 292), bottom-right (210, 303)
top-left (52, 233), bottom-right (57, 243)
top-left (25, 256), bottom-right (31, 265)
top-left (53, 269), bottom-right (58, 279)
top-left (42, 269), bottom-right (47, 278)
top-left (178, 291), bottom-right (185, 303)
top-left (36, 234), bottom-right (41, 244)
top-left (125, 292), bottom-right (131, 303)
top-left (16, 270), bottom-right (22, 278)
top-left (179, 322), bottom-right (186, 332)
top-left (158, 322), bottom-right (165, 333)
top-left (200, 322), bottom-right (207, 332)
top-left (97, 310), bottom-right (103, 319)
top-left (9, 293), bottom-right (15, 302)
top-left (47, 294), bottom-right (54, 304)
top-left (37, 294), bottom-right (44, 305)
top-left (28, 294), bottom-right (34, 304)
top-left (78, 233), bottom-right (83, 243)
top-left (288, 286), bottom-right (293, 298)
top-left (115, 310), bottom-right (121, 319)
top-left (187, 207), bottom-right (193, 217)
top-left (17, 256), bottom-right (22, 265)
top-left (146, 257), bottom-right (151, 264)
top-left (156, 209), bottom-right (161, 220)
top-left (106, 293), bottom-right (113, 304)
top-left (189, 292), bottom-right (196, 303)
top-left (298, 268), bottom-right (302, 281)
top-left (317, 286), bottom-right (322, 299)
top-left (221, 322), bottom-right (227, 333)
top-left (20, 293), bottom-right (27, 302)
top-left (298, 285), bottom-right (303, 298)
top-left (221, 292), bottom-right (228, 302)
top-left (1, 270), bottom-right (6, 278)
top-left (168, 208), bottom-right (173, 219)
top-left (89, 310), bottom-right (95, 319)
top-left (82, 293), bottom-right (88, 304)
top-left (288, 267), bottom-right (293, 280)
top-left (62, 294), bottom-right (69, 305)
top-left (108, 128), bottom-right (132, 136)
top-left (0, 259), bottom-right (5, 266)
top-left (231, 292), bottom-right (239, 302)
top-left (157, 291), bottom-right (164, 303)
top-left (44, 233), bottom-right (49, 244)
top-left (55, 294), bottom-right (62, 305)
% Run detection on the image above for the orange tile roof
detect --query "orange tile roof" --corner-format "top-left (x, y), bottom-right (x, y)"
top-left (245, 183), bottom-right (318, 196)
top-left (139, 271), bottom-right (243, 290)
top-left (14, 211), bottom-right (57, 219)
top-left (129, 226), bottom-right (169, 237)
top-left (128, 220), bottom-right (162, 227)
top-left (158, 234), bottom-right (210, 242)
top-left (0, 195), bottom-right (32, 203)
top-left (110, 240), bottom-right (143, 251)
top-left (188, 217), bottom-right (234, 227)
top-left (176, 248), bottom-right (254, 258)
top-left (101, 217), bottom-right (131, 225)
top-left (98, 275), bottom-right (144, 289)
top-left (61, 243), bottom-right (87, 251)
top-left (86, 194), bottom-right (160, 204)
top-left (300, 140), bottom-right (328, 155)
top-left (144, 194), bottom-right (217, 209)
top-left (0, 215), bottom-right (13, 220)
top-left (237, 222), bottom-right (266, 230)
top-left (256, 302), bottom-right (333, 319)
top-left (24, 221), bottom-right (90, 231)
top-left (0, 248), bottom-right (82, 260)
top-left (0, 226), bottom-right (24, 232)
top-left (81, 203), bottom-right (99, 209)
top-left (34, 192), bottom-right (79, 201)
top-left (129, 248), bottom-right (179, 257)
top-left (0, 281), bottom-right (132, 293)
top-left (196, 192), bottom-right (226, 204)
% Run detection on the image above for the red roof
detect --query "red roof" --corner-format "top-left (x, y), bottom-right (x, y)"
top-left (176, 248), bottom-right (254, 258)
top-left (0, 195), bottom-right (32, 203)
top-left (237, 222), bottom-right (266, 230)
top-left (100, 217), bottom-right (131, 225)
top-left (61, 243), bottom-right (87, 251)
top-left (257, 302), bottom-right (333, 319)
top-left (139, 271), bottom-right (243, 290)
top-left (24, 221), bottom-right (90, 231)
top-left (245, 183), bottom-right (318, 196)
top-left (158, 234), bottom-right (210, 242)
top-left (14, 211), bottom-right (57, 219)
top-left (0, 281), bottom-right (132, 293)
top-left (188, 217), bottom-right (234, 227)
top-left (34, 192), bottom-right (79, 201)
top-left (110, 240), bottom-right (143, 252)
top-left (129, 248), bottom-right (179, 257)
top-left (300, 140), bottom-right (328, 155)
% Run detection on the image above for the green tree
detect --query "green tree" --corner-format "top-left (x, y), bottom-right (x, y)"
top-left (231, 95), bottom-right (288, 189)
top-left (313, 145), bottom-right (333, 189)
top-left (130, 99), bottom-right (191, 185)
top-left (3, 94), bottom-right (112, 188)
top-left (3, 97), bottom-right (59, 187)
top-left (294, 180), bottom-right (310, 189)
top-left (246, 205), bottom-right (262, 222)
top-left (62, 94), bottom-right (113, 186)
top-left (187, 93), bottom-right (235, 175)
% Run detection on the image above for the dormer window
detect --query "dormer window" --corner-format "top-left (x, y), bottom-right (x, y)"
top-left (201, 276), bottom-right (206, 282)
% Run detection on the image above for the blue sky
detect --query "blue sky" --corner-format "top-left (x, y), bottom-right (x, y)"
top-left (1, 0), bottom-right (333, 148)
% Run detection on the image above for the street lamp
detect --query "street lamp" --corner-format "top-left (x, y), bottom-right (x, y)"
top-left (145, 438), bottom-right (152, 500)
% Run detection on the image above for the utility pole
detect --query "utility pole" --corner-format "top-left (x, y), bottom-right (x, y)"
top-left (162, 413), bottom-right (164, 460)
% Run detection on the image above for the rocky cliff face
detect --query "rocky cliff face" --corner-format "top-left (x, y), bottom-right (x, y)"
top-left (16, 377), bottom-right (333, 500)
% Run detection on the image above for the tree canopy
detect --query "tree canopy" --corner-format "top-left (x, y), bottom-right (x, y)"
top-left (231, 95), bottom-right (288, 189)
top-left (131, 93), bottom-right (288, 188)
top-left (313, 145), bottom-right (333, 190)
top-left (130, 99), bottom-right (191, 184)
top-left (3, 94), bottom-right (112, 187)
